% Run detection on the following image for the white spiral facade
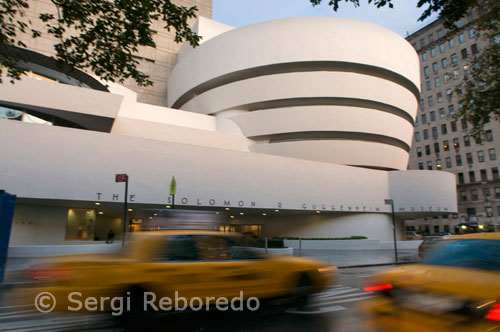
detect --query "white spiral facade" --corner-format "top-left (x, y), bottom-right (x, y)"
top-left (168, 17), bottom-right (420, 170)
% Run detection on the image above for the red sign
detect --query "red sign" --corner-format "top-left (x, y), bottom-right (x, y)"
top-left (115, 174), bottom-right (128, 182)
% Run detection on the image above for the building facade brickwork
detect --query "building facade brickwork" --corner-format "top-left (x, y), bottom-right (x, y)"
top-left (406, 12), bottom-right (500, 234)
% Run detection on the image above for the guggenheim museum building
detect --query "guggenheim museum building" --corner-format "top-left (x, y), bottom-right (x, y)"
top-left (0, 15), bottom-right (457, 248)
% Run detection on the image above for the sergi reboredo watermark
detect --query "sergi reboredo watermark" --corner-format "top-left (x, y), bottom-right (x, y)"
top-left (35, 291), bottom-right (260, 316)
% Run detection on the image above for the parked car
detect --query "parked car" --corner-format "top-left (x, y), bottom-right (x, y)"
top-left (360, 232), bottom-right (500, 332)
top-left (24, 230), bottom-right (337, 317)
top-left (405, 231), bottom-right (423, 240)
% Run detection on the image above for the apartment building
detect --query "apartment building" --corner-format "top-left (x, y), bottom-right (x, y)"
top-left (406, 13), bottom-right (500, 234)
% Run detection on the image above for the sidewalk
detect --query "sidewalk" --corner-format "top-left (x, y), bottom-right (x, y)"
top-left (295, 249), bottom-right (419, 267)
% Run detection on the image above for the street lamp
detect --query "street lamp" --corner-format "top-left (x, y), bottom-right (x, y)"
top-left (384, 199), bottom-right (398, 263)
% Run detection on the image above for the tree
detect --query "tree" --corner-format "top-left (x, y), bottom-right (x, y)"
top-left (311, 0), bottom-right (499, 138)
top-left (0, 0), bottom-right (200, 86)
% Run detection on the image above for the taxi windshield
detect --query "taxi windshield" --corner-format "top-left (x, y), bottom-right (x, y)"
top-left (422, 239), bottom-right (500, 271)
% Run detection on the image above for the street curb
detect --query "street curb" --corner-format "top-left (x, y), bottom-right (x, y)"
top-left (337, 261), bottom-right (420, 269)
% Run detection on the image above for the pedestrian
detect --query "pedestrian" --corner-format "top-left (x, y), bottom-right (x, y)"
top-left (107, 229), bottom-right (115, 244)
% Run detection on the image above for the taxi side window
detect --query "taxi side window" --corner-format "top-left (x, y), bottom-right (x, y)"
top-left (163, 235), bottom-right (198, 261)
top-left (227, 238), bottom-right (262, 260)
top-left (194, 235), bottom-right (230, 260)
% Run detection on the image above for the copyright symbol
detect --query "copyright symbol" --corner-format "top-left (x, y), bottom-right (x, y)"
top-left (35, 292), bottom-right (56, 313)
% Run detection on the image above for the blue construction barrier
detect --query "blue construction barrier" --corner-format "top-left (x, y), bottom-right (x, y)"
top-left (0, 190), bottom-right (16, 283)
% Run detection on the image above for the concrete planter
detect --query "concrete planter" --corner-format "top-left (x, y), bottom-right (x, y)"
top-left (284, 239), bottom-right (422, 250)
top-left (8, 244), bottom-right (121, 258)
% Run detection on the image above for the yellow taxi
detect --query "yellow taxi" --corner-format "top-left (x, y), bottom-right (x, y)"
top-left (24, 230), bottom-right (336, 316)
top-left (360, 232), bottom-right (500, 332)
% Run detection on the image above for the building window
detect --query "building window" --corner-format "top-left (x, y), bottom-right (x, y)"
top-left (471, 43), bottom-right (478, 55)
top-left (422, 52), bottom-right (428, 61)
top-left (453, 138), bottom-right (460, 149)
top-left (425, 145), bottom-right (431, 155)
top-left (429, 34), bottom-right (434, 43)
top-left (66, 208), bottom-right (96, 241)
top-left (439, 43), bottom-right (445, 53)
top-left (417, 147), bottom-right (422, 157)
top-left (451, 53), bottom-right (457, 64)
top-left (427, 161), bottom-right (433, 170)
top-left (424, 66), bottom-right (430, 77)
top-left (483, 188), bottom-right (490, 200)
top-left (461, 48), bottom-right (468, 59)
top-left (422, 114), bottom-right (427, 124)
top-left (446, 88), bottom-right (453, 100)
top-left (423, 129), bottom-right (429, 140)
top-left (437, 29), bottom-right (443, 38)
top-left (420, 98), bottom-right (425, 110)
top-left (476, 136), bottom-right (483, 144)
top-left (439, 108), bottom-right (445, 118)
top-left (463, 65), bottom-right (470, 78)
top-left (443, 140), bottom-right (450, 151)
top-left (461, 118), bottom-right (468, 130)
top-left (489, 148), bottom-right (497, 161)
top-left (486, 130), bottom-right (493, 142)
top-left (459, 33), bottom-right (465, 44)
top-left (449, 38), bottom-right (455, 48)
top-left (460, 191), bottom-right (467, 201)
top-left (420, 38), bottom-right (426, 48)
top-left (441, 124), bottom-right (447, 135)
top-left (458, 173), bottom-right (465, 184)
top-left (432, 127), bottom-right (438, 138)
top-left (432, 62), bottom-right (439, 74)
top-left (464, 135), bottom-right (471, 146)
top-left (471, 189), bottom-right (478, 200)
top-left (469, 171), bottom-right (476, 183)
top-left (418, 162), bottom-right (424, 170)
top-left (434, 77), bottom-right (441, 88)
top-left (453, 69), bottom-right (460, 78)
top-left (495, 187), bottom-right (500, 199)
top-left (468, 28), bottom-right (475, 39)
top-left (426, 80), bottom-right (432, 91)
top-left (428, 95), bottom-right (434, 106)
top-left (493, 168), bottom-right (499, 180)
top-left (486, 207), bottom-right (493, 217)
top-left (430, 47), bottom-right (436, 58)
top-left (434, 142), bottom-right (440, 153)
top-left (441, 57), bottom-right (448, 69)
top-left (481, 169), bottom-right (488, 181)
top-left (478, 150), bottom-right (485, 162)
top-left (448, 104), bottom-right (455, 115)
top-left (436, 159), bottom-right (442, 170)
top-left (445, 157), bottom-right (452, 168)
top-left (430, 111), bottom-right (436, 121)
top-left (451, 121), bottom-right (457, 132)
top-left (456, 155), bottom-right (463, 166)
top-left (466, 152), bottom-right (474, 164)
top-left (415, 131), bottom-right (421, 142)
top-left (437, 92), bottom-right (443, 103)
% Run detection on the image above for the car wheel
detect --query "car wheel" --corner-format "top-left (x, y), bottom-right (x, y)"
top-left (292, 274), bottom-right (313, 309)
top-left (119, 285), bottom-right (151, 326)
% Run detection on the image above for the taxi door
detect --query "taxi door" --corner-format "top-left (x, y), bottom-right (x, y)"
top-left (145, 235), bottom-right (212, 301)
top-left (192, 235), bottom-right (278, 299)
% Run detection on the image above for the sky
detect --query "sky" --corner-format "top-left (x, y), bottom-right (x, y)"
top-left (212, 0), bottom-right (440, 37)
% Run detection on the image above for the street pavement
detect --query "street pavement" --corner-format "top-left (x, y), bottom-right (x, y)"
top-left (0, 265), bottom-right (390, 332)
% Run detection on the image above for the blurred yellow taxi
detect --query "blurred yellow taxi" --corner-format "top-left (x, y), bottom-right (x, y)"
top-left (24, 230), bottom-right (336, 315)
top-left (360, 232), bottom-right (500, 332)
